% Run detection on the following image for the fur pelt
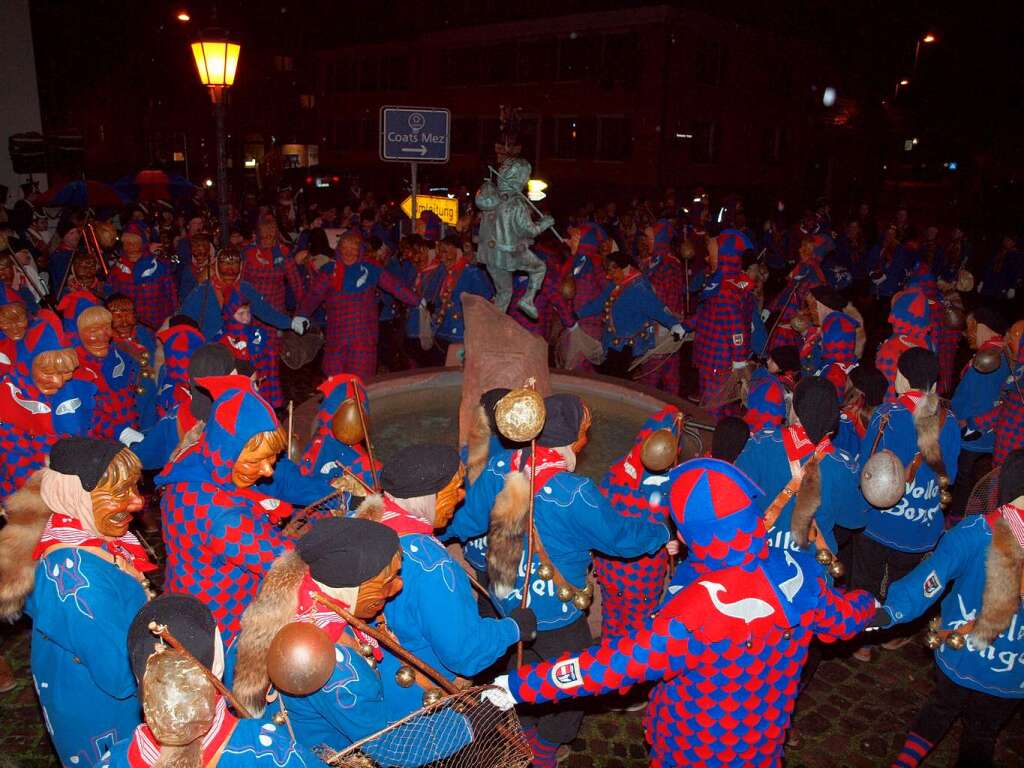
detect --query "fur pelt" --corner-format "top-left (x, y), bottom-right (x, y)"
top-left (486, 472), bottom-right (531, 599)
top-left (231, 550), bottom-right (307, 717)
top-left (0, 472), bottom-right (52, 621)
top-left (355, 494), bottom-right (384, 523)
top-left (790, 456), bottom-right (822, 549)
top-left (153, 741), bottom-right (202, 768)
top-left (913, 391), bottom-right (949, 484)
top-left (970, 517), bottom-right (1024, 649)
top-left (466, 405), bottom-right (492, 485)
top-left (170, 419), bottom-right (206, 464)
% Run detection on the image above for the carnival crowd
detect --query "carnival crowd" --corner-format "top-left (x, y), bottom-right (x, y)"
top-left (0, 176), bottom-right (1022, 768)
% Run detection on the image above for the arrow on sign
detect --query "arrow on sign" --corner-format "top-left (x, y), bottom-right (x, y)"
top-left (401, 146), bottom-right (429, 156)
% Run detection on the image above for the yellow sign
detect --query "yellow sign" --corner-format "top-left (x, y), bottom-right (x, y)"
top-left (400, 194), bottom-right (459, 226)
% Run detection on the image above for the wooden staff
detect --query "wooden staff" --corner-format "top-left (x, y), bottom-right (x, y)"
top-left (286, 400), bottom-right (294, 461)
top-left (312, 593), bottom-right (458, 695)
top-left (517, 435), bottom-right (538, 668)
top-left (355, 395), bottom-right (380, 492)
top-left (148, 621), bottom-right (253, 719)
top-left (281, 469), bottom-right (374, 537)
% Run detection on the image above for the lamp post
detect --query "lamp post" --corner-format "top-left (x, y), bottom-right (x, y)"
top-left (191, 33), bottom-right (240, 247)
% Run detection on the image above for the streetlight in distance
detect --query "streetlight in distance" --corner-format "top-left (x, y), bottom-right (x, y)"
top-left (895, 78), bottom-right (910, 99)
top-left (922, 33), bottom-right (937, 44)
top-left (176, 11), bottom-right (191, 22)
top-left (191, 32), bottom-right (240, 246)
top-left (915, 33), bottom-right (938, 70)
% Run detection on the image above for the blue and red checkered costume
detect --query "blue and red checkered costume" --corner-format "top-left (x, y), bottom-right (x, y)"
top-left (768, 256), bottom-right (827, 352)
top-left (107, 253), bottom-right (178, 331)
top-left (565, 225), bottom-right (609, 369)
top-left (876, 288), bottom-right (934, 402)
top-left (154, 322), bottom-right (206, 419)
top-left (0, 312), bottom-right (93, 497)
top-left (73, 345), bottom-right (139, 441)
top-left (241, 243), bottom-right (305, 408)
top-left (745, 368), bottom-right (789, 433)
top-left (639, 221), bottom-right (684, 393)
top-left (404, 260), bottom-right (446, 353)
top-left (978, 344), bottom-right (1024, 465)
top-left (299, 258), bottom-right (419, 381)
top-left (692, 232), bottom-right (756, 415)
top-left (298, 373), bottom-right (380, 492)
top-left (155, 375), bottom-right (292, 640)
top-left (502, 459), bottom-right (875, 768)
top-left (816, 309), bottom-right (860, 394)
top-left (594, 406), bottom-right (681, 640)
top-left (905, 264), bottom-right (956, 394)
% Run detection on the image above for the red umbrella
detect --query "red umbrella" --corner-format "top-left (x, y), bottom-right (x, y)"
top-left (134, 169), bottom-right (172, 202)
top-left (37, 179), bottom-right (125, 208)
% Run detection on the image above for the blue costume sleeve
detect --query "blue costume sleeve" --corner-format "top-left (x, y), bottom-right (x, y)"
top-left (307, 647), bottom-right (389, 743)
top-left (404, 534), bottom-right (519, 675)
top-left (445, 457), bottom-right (508, 542)
top-left (181, 284), bottom-right (223, 339)
top-left (241, 283), bottom-right (292, 330)
top-left (256, 458), bottom-right (332, 506)
top-left (130, 414), bottom-right (180, 470)
top-left (829, 451), bottom-right (867, 530)
top-left (883, 519), bottom-right (974, 625)
top-left (635, 281), bottom-right (680, 330)
top-left (751, 305), bottom-right (768, 355)
top-left (577, 283), bottom-right (614, 318)
top-left (571, 477), bottom-right (669, 557)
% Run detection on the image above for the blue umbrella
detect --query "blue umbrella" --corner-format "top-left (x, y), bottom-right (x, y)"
top-left (38, 179), bottom-right (126, 208)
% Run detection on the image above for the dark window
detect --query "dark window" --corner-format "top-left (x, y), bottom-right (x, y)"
top-left (598, 116), bottom-right (631, 161)
top-left (441, 50), bottom-right (458, 86)
top-left (550, 116), bottom-right (579, 159)
top-left (358, 116), bottom-right (375, 150)
top-left (761, 126), bottom-right (786, 163)
top-left (691, 121), bottom-right (721, 163)
top-left (600, 32), bottom-right (637, 86)
top-left (453, 117), bottom-right (479, 155)
top-left (517, 38), bottom-right (556, 82)
top-left (558, 35), bottom-right (592, 81)
top-left (333, 120), bottom-right (357, 150)
top-left (358, 58), bottom-right (379, 92)
top-left (518, 116), bottom-right (539, 164)
top-left (482, 42), bottom-right (516, 84)
top-left (695, 39), bottom-right (726, 86)
top-left (479, 117), bottom-right (500, 158)
top-left (334, 57), bottom-right (355, 93)
top-left (454, 48), bottom-right (481, 86)
top-left (382, 56), bottom-right (409, 90)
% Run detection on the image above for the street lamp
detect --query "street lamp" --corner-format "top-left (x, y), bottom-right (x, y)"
top-left (191, 32), bottom-right (240, 246)
top-left (914, 33), bottom-right (937, 71)
top-left (895, 78), bottom-right (910, 99)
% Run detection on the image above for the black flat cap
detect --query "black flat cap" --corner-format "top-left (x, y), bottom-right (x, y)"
top-left (296, 518), bottom-right (401, 587)
top-left (381, 443), bottom-right (461, 498)
top-left (128, 594), bottom-right (218, 683)
top-left (49, 437), bottom-right (124, 491)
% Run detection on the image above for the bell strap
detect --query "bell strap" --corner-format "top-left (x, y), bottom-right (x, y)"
top-left (763, 444), bottom-right (828, 532)
top-left (867, 412), bottom-right (891, 460)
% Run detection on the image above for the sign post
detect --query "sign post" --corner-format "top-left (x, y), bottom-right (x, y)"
top-left (380, 106), bottom-right (450, 234)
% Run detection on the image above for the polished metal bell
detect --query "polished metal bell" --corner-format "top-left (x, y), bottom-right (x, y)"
top-left (422, 688), bottom-right (444, 706)
top-left (940, 489), bottom-right (953, 508)
top-left (572, 592), bottom-right (592, 611)
top-left (557, 585), bottom-right (574, 603)
top-left (135, 385), bottom-right (146, 395)
top-left (924, 632), bottom-right (943, 650)
top-left (140, 353), bottom-right (150, 365)
top-left (358, 643), bottom-right (373, 657)
top-left (640, 428), bottom-right (679, 473)
top-left (861, 450), bottom-right (907, 509)
top-left (395, 666), bottom-right (416, 688)
top-left (928, 616), bottom-right (942, 631)
top-left (972, 347), bottom-right (1003, 374)
top-left (815, 548), bottom-right (834, 566)
top-left (946, 633), bottom-right (966, 651)
top-left (581, 582), bottom-right (594, 597)
top-left (272, 711), bottom-right (288, 726)
top-left (536, 563), bottom-right (554, 581)
top-left (828, 560), bottom-right (845, 579)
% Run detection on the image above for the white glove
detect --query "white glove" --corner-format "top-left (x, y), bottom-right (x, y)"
top-left (291, 317), bottom-right (309, 335)
top-left (482, 676), bottom-right (516, 711)
top-left (732, 360), bottom-right (748, 370)
top-left (419, 298), bottom-right (428, 309)
top-left (118, 427), bottom-right (144, 447)
top-left (670, 323), bottom-right (685, 341)
top-left (761, 308), bottom-right (770, 322)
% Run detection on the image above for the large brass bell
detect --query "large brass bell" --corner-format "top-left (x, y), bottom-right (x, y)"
top-left (972, 347), bottom-right (1003, 374)
top-left (422, 688), bottom-right (444, 706)
top-left (266, 622), bottom-right (336, 696)
top-left (332, 398), bottom-right (366, 446)
top-left (536, 563), bottom-right (554, 581)
top-left (272, 711), bottom-right (288, 726)
top-left (946, 632), bottom-right (966, 651)
top-left (924, 631), bottom-right (943, 650)
top-left (556, 585), bottom-right (574, 603)
top-left (142, 651), bottom-right (218, 747)
top-left (815, 549), bottom-right (833, 566)
top-left (640, 428), bottom-right (679, 473)
top-left (861, 450), bottom-right (906, 509)
top-left (395, 666), bottom-right (416, 688)
top-left (494, 387), bottom-right (546, 443)
top-left (828, 560), bottom-right (844, 578)
top-left (572, 591), bottom-right (592, 610)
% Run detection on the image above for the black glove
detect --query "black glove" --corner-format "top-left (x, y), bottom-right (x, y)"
top-left (961, 425), bottom-right (981, 442)
top-left (865, 606), bottom-right (893, 632)
top-left (510, 606), bottom-right (537, 643)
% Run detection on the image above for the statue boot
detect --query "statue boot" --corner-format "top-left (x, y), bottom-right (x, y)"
top-left (517, 270), bottom-right (544, 321)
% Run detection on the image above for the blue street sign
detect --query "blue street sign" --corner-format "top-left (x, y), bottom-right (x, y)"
top-left (380, 106), bottom-right (450, 163)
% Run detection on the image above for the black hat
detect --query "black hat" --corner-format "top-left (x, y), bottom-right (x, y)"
top-left (998, 449), bottom-right (1024, 506)
top-left (810, 286), bottom-right (846, 312)
top-left (769, 345), bottom-right (801, 375)
top-left (793, 377), bottom-right (839, 444)
top-left (127, 594), bottom-right (218, 683)
top-left (480, 388), bottom-right (511, 434)
top-left (538, 394), bottom-right (585, 447)
top-left (189, 344), bottom-right (239, 421)
top-left (49, 437), bottom-right (124, 491)
top-left (381, 443), bottom-right (461, 498)
top-left (711, 416), bottom-right (750, 463)
top-left (849, 364), bottom-right (888, 408)
top-left (972, 306), bottom-right (1008, 336)
top-left (167, 314), bottom-right (199, 330)
top-left (296, 518), bottom-right (400, 587)
top-left (897, 347), bottom-right (939, 391)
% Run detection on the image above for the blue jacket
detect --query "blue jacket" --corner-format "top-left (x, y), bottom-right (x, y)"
top-left (450, 451), bottom-right (669, 630)
top-left (404, 266), bottom-right (446, 339)
top-left (181, 281), bottom-right (291, 340)
top-left (435, 265), bottom-right (494, 343)
top-left (978, 250), bottom-right (1024, 299)
top-left (27, 549), bottom-right (148, 768)
top-left (833, 412), bottom-right (863, 461)
top-left (736, 429), bottom-right (864, 556)
top-left (952, 348), bottom-right (1010, 454)
top-left (129, 409), bottom-right (182, 470)
top-left (866, 243), bottom-right (910, 298)
top-left (379, 258), bottom-right (416, 323)
top-left (861, 396), bottom-right (961, 552)
top-left (381, 529), bottom-right (520, 719)
top-left (883, 514), bottom-right (1024, 698)
top-left (578, 275), bottom-right (679, 356)
top-left (451, 436), bottom-right (508, 573)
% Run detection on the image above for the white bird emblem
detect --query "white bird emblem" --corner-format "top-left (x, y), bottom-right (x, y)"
top-left (356, 266), bottom-right (369, 288)
top-left (779, 551), bottom-right (804, 603)
top-left (0, 352), bottom-right (9, 365)
top-left (320, 460), bottom-right (342, 475)
top-left (699, 580), bottom-right (775, 623)
top-left (55, 398), bottom-right (82, 416)
top-left (7, 382), bottom-right (50, 414)
top-left (112, 350), bottom-right (125, 378)
top-left (140, 260), bottom-right (159, 279)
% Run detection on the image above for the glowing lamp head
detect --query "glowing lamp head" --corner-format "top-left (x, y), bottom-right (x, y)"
top-left (922, 34), bottom-right (936, 43)
top-left (177, 11), bottom-right (191, 22)
top-left (191, 36), bottom-right (240, 90)
top-left (899, 79), bottom-right (910, 86)
top-left (822, 87), bottom-right (837, 107)
top-left (526, 179), bottom-right (548, 202)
